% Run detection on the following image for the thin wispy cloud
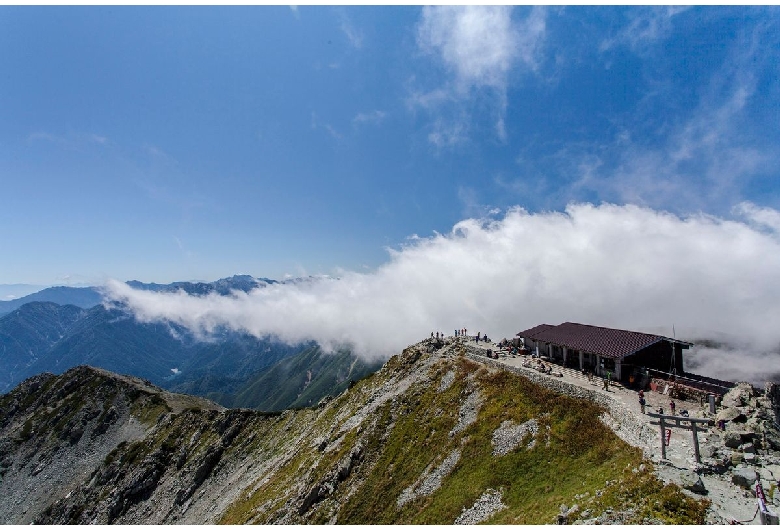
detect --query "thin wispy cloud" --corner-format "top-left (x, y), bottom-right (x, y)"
top-left (310, 112), bottom-right (343, 140)
top-left (352, 110), bottom-right (387, 127)
top-left (427, 118), bottom-right (468, 148)
top-left (600, 6), bottom-right (689, 53)
top-left (27, 131), bottom-right (109, 148)
top-left (508, 15), bottom-right (778, 214)
top-left (106, 203), bottom-right (780, 384)
top-left (143, 143), bottom-right (178, 165)
top-left (339, 14), bottom-right (363, 49)
top-left (604, 26), bottom-right (775, 209)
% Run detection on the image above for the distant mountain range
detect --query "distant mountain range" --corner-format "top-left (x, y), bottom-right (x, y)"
top-left (0, 274), bottom-right (376, 411)
top-left (0, 286), bottom-right (103, 316)
top-left (124, 274), bottom-right (278, 296)
top-left (0, 274), bottom-right (335, 317)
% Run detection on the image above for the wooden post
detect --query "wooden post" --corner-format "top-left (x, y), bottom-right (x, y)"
top-left (659, 416), bottom-right (666, 460)
top-left (691, 421), bottom-right (701, 463)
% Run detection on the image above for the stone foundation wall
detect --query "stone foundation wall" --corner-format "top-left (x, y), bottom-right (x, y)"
top-left (464, 348), bottom-right (656, 452)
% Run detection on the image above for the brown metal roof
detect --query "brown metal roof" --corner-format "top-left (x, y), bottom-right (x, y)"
top-left (516, 323), bottom-right (556, 338)
top-left (516, 322), bottom-right (692, 359)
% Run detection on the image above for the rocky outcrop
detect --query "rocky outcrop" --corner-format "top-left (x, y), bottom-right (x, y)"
top-left (397, 449), bottom-right (461, 507)
top-left (492, 418), bottom-right (539, 456)
top-left (454, 488), bottom-right (506, 524)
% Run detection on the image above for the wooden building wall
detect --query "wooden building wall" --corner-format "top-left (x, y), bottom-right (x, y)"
top-left (620, 340), bottom-right (686, 382)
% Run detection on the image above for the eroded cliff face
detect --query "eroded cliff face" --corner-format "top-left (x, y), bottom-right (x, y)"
top-left (0, 341), bottom-right (709, 525)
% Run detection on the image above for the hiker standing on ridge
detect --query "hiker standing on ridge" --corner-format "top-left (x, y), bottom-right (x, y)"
top-left (476, 332), bottom-right (481, 343)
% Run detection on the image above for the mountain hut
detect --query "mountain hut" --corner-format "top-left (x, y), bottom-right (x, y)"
top-left (516, 322), bottom-right (692, 384)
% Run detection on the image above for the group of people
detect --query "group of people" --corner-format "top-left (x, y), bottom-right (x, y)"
top-left (430, 329), bottom-right (491, 342)
top-left (520, 357), bottom-right (564, 377)
top-left (451, 328), bottom-right (492, 343)
top-left (637, 390), bottom-right (685, 417)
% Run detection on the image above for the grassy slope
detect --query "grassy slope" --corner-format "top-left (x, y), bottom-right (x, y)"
top-left (221, 351), bottom-right (709, 524)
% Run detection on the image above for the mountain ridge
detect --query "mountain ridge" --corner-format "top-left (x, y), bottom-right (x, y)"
top-left (0, 342), bottom-right (720, 524)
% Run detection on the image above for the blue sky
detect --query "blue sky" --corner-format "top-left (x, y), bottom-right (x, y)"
top-left (2, 6), bottom-right (779, 285)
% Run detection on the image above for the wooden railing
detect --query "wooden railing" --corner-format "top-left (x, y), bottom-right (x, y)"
top-left (646, 368), bottom-right (735, 396)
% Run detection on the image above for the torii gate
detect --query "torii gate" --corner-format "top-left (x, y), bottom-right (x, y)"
top-left (647, 412), bottom-right (713, 462)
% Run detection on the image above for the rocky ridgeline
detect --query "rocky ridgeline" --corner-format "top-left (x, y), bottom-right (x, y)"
top-left (699, 383), bottom-right (780, 490)
top-left (0, 340), bottom-right (714, 524)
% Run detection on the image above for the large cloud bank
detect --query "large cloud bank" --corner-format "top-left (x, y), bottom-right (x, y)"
top-left (104, 203), bottom-right (780, 384)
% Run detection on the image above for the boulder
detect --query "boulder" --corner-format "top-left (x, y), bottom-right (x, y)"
top-left (678, 470), bottom-right (707, 494)
top-left (716, 408), bottom-right (744, 423)
top-left (731, 467), bottom-right (758, 489)
top-left (700, 457), bottom-right (729, 475)
top-left (760, 464), bottom-right (780, 482)
top-left (701, 444), bottom-right (718, 458)
top-left (745, 417), bottom-right (765, 433)
top-left (724, 431), bottom-right (743, 449)
top-left (739, 442), bottom-right (756, 454)
top-left (722, 383), bottom-right (755, 409)
top-left (766, 431), bottom-right (780, 451)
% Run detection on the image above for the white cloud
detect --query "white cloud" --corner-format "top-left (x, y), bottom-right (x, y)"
top-left (734, 201), bottom-right (780, 233)
top-left (418, 6), bottom-right (512, 90)
top-left (105, 203), bottom-right (780, 384)
top-left (412, 6), bottom-right (546, 146)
